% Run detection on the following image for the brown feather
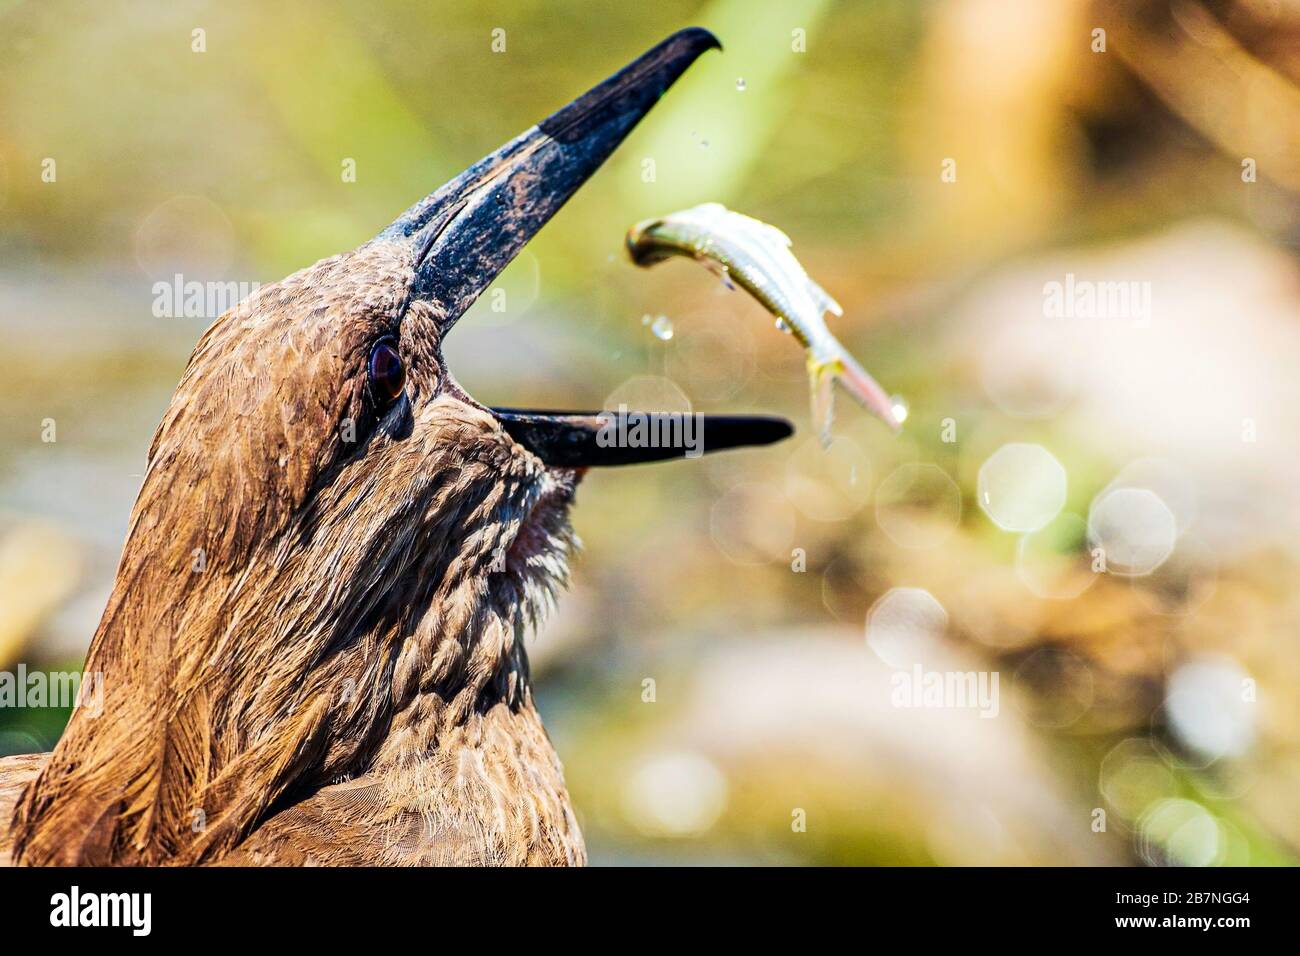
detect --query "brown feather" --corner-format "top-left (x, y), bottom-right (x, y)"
top-left (3, 241), bottom-right (586, 866)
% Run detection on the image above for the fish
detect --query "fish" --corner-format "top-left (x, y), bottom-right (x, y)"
top-left (625, 202), bottom-right (902, 441)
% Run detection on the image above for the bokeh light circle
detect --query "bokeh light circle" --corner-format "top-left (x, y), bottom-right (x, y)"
top-left (1137, 798), bottom-right (1223, 867)
top-left (1107, 457), bottom-right (1198, 532)
top-left (1015, 511), bottom-right (1097, 599)
top-left (977, 443), bottom-right (1067, 532)
top-left (1099, 738), bottom-right (1180, 824)
top-left (622, 751), bottom-right (728, 838)
top-left (1088, 487), bottom-right (1177, 576)
top-left (667, 311), bottom-right (756, 403)
top-left (709, 482), bottom-right (797, 565)
top-left (865, 587), bottom-right (948, 669)
top-left (784, 437), bottom-right (871, 522)
top-left (603, 374), bottom-right (692, 414)
top-left (1164, 655), bottom-right (1255, 764)
top-left (875, 462), bottom-right (962, 549)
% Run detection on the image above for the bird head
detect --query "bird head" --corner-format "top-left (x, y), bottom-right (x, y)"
top-left (13, 29), bottom-right (792, 865)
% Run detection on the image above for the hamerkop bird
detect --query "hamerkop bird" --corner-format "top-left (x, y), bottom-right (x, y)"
top-left (0, 28), bottom-right (791, 866)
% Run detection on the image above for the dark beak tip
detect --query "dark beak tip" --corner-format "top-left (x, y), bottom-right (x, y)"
top-left (494, 411), bottom-right (794, 468)
top-left (743, 416), bottom-right (795, 450)
top-left (398, 27), bottom-right (724, 324)
top-left (641, 27), bottom-right (722, 101)
top-left (674, 26), bottom-right (723, 56)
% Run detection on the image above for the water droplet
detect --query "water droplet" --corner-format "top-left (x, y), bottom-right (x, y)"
top-left (774, 317), bottom-right (791, 333)
top-left (735, 77), bottom-right (746, 92)
top-left (890, 394), bottom-right (909, 424)
top-left (650, 315), bottom-right (674, 341)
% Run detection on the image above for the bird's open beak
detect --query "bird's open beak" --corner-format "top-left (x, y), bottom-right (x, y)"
top-left (383, 27), bottom-right (793, 466)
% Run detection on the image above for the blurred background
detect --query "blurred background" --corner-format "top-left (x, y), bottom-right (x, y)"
top-left (2, 0), bottom-right (1298, 865)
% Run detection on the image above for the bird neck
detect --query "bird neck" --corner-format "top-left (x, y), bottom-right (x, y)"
top-left (11, 518), bottom-right (549, 865)
top-left (361, 690), bottom-right (585, 865)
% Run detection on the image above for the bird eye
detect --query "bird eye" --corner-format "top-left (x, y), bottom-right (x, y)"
top-left (368, 340), bottom-right (405, 404)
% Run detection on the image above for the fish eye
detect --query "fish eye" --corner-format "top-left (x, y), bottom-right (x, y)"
top-left (368, 339), bottom-right (405, 404)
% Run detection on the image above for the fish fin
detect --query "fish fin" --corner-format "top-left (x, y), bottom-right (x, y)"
top-left (762, 224), bottom-right (794, 249)
top-left (693, 252), bottom-right (736, 290)
top-left (687, 202), bottom-right (730, 226)
top-left (808, 278), bottom-right (843, 317)
top-left (807, 356), bottom-right (839, 447)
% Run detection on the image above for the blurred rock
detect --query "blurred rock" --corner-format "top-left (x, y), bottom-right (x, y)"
top-left (0, 519), bottom-right (81, 669)
top-left (563, 628), bottom-right (1125, 865)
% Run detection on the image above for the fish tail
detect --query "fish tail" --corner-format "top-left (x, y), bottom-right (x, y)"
top-left (836, 346), bottom-right (901, 431)
top-left (807, 344), bottom-right (901, 440)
